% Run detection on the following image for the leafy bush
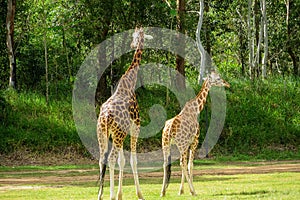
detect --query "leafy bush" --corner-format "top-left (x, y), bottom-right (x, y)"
top-left (0, 76), bottom-right (299, 161)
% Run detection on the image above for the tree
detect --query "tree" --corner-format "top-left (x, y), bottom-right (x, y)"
top-left (285, 0), bottom-right (299, 76)
top-left (41, 0), bottom-right (49, 104)
top-left (175, 0), bottom-right (186, 91)
top-left (6, 0), bottom-right (16, 89)
top-left (261, 0), bottom-right (268, 78)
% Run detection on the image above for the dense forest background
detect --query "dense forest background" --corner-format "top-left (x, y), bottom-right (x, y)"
top-left (0, 0), bottom-right (299, 164)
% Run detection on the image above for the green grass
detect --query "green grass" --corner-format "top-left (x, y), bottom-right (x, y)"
top-left (0, 172), bottom-right (299, 199)
top-left (0, 89), bottom-right (84, 154)
top-left (1, 161), bottom-right (300, 199)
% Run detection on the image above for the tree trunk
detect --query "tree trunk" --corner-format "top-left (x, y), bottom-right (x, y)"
top-left (238, 19), bottom-right (246, 76)
top-left (62, 27), bottom-right (71, 79)
top-left (175, 0), bottom-right (186, 91)
top-left (247, 0), bottom-right (255, 78)
top-left (6, 0), bottom-right (16, 89)
top-left (255, 2), bottom-right (263, 79)
top-left (254, 0), bottom-right (261, 78)
top-left (261, 0), bottom-right (268, 78)
top-left (95, 0), bottom-right (114, 106)
top-left (204, 1), bottom-right (211, 55)
top-left (286, 0), bottom-right (299, 76)
top-left (196, 0), bottom-right (205, 82)
top-left (42, 0), bottom-right (49, 104)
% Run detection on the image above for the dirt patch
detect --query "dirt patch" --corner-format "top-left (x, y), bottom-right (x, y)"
top-left (0, 148), bottom-right (97, 166)
top-left (0, 160), bottom-right (299, 191)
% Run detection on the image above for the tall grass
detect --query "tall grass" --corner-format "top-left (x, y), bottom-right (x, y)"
top-left (0, 75), bottom-right (299, 160)
top-left (0, 89), bottom-right (82, 154)
top-left (215, 76), bottom-right (300, 159)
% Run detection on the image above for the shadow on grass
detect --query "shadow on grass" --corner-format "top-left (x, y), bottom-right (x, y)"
top-left (214, 190), bottom-right (270, 196)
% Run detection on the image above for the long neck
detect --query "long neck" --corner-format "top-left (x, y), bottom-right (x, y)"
top-left (195, 79), bottom-right (210, 113)
top-left (115, 45), bottom-right (143, 95)
top-left (180, 79), bottom-right (210, 116)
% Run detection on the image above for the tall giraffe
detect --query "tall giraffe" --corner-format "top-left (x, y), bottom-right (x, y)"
top-left (97, 27), bottom-right (149, 200)
top-left (160, 71), bottom-right (230, 197)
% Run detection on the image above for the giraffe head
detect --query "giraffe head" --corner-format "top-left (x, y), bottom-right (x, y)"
top-left (130, 27), bottom-right (153, 49)
top-left (205, 71), bottom-right (230, 88)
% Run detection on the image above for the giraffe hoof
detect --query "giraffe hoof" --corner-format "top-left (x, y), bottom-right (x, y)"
top-left (190, 191), bottom-right (197, 196)
top-left (137, 191), bottom-right (144, 200)
top-left (178, 189), bottom-right (184, 195)
top-left (117, 192), bottom-right (122, 200)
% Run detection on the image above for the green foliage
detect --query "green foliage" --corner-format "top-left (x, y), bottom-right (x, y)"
top-left (0, 89), bottom-right (83, 154)
top-left (215, 76), bottom-right (300, 158)
top-left (0, 76), bottom-right (299, 160)
top-left (1, 0), bottom-right (299, 162)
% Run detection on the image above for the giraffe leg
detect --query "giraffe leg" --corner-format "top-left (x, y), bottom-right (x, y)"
top-left (161, 145), bottom-right (171, 197)
top-left (188, 134), bottom-right (199, 186)
top-left (178, 150), bottom-right (188, 195)
top-left (179, 150), bottom-right (196, 196)
top-left (130, 135), bottom-right (144, 200)
top-left (97, 121), bottom-right (109, 200)
top-left (188, 151), bottom-right (194, 183)
top-left (117, 149), bottom-right (125, 200)
top-left (98, 149), bottom-right (109, 200)
top-left (108, 144), bottom-right (120, 200)
top-left (179, 170), bottom-right (185, 195)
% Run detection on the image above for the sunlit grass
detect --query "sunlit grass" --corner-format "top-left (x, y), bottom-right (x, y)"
top-left (1, 172), bottom-right (299, 200)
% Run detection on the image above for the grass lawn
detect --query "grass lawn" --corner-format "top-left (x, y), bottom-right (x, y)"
top-left (0, 162), bottom-right (299, 200)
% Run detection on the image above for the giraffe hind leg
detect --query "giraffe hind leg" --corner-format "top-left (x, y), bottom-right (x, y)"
top-left (97, 121), bottom-right (109, 200)
top-left (166, 153), bottom-right (171, 187)
top-left (161, 145), bottom-right (171, 197)
top-left (98, 150), bottom-right (109, 199)
top-left (179, 149), bottom-right (196, 196)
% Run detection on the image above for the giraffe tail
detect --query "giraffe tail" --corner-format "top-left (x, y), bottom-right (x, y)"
top-left (98, 150), bottom-right (109, 197)
top-left (165, 154), bottom-right (172, 188)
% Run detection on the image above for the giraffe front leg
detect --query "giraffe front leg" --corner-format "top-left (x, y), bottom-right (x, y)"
top-left (108, 146), bottom-right (119, 200)
top-left (188, 134), bottom-right (199, 186)
top-left (130, 135), bottom-right (144, 200)
top-left (188, 153), bottom-right (194, 183)
top-left (179, 151), bottom-right (188, 195)
top-left (179, 171), bottom-right (185, 195)
top-left (117, 149), bottom-right (125, 200)
top-left (130, 152), bottom-right (144, 199)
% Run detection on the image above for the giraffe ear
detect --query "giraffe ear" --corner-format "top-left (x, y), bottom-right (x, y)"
top-left (132, 32), bottom-right (139, 39)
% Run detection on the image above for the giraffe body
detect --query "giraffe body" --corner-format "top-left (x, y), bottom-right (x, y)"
top-left (161, 72), bottom-right (229, 197)
top-left (97, 27), bottom-right (146, 200)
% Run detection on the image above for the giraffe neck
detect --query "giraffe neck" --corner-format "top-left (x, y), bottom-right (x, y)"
top-left (180, 79), bottom-right (210, 116)
top-left (195, 79), bottom-right (210, 114)
top-left (115, 48), bottom-right (143, 96)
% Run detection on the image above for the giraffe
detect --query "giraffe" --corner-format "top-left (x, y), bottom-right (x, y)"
top-left (97, 27), bottom-right (150, 200)
top-left (160, 71), bottom-right (230, 197)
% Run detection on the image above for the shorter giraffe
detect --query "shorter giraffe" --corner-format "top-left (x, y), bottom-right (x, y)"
top-left (160, 71), bottom-right (230, 197)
